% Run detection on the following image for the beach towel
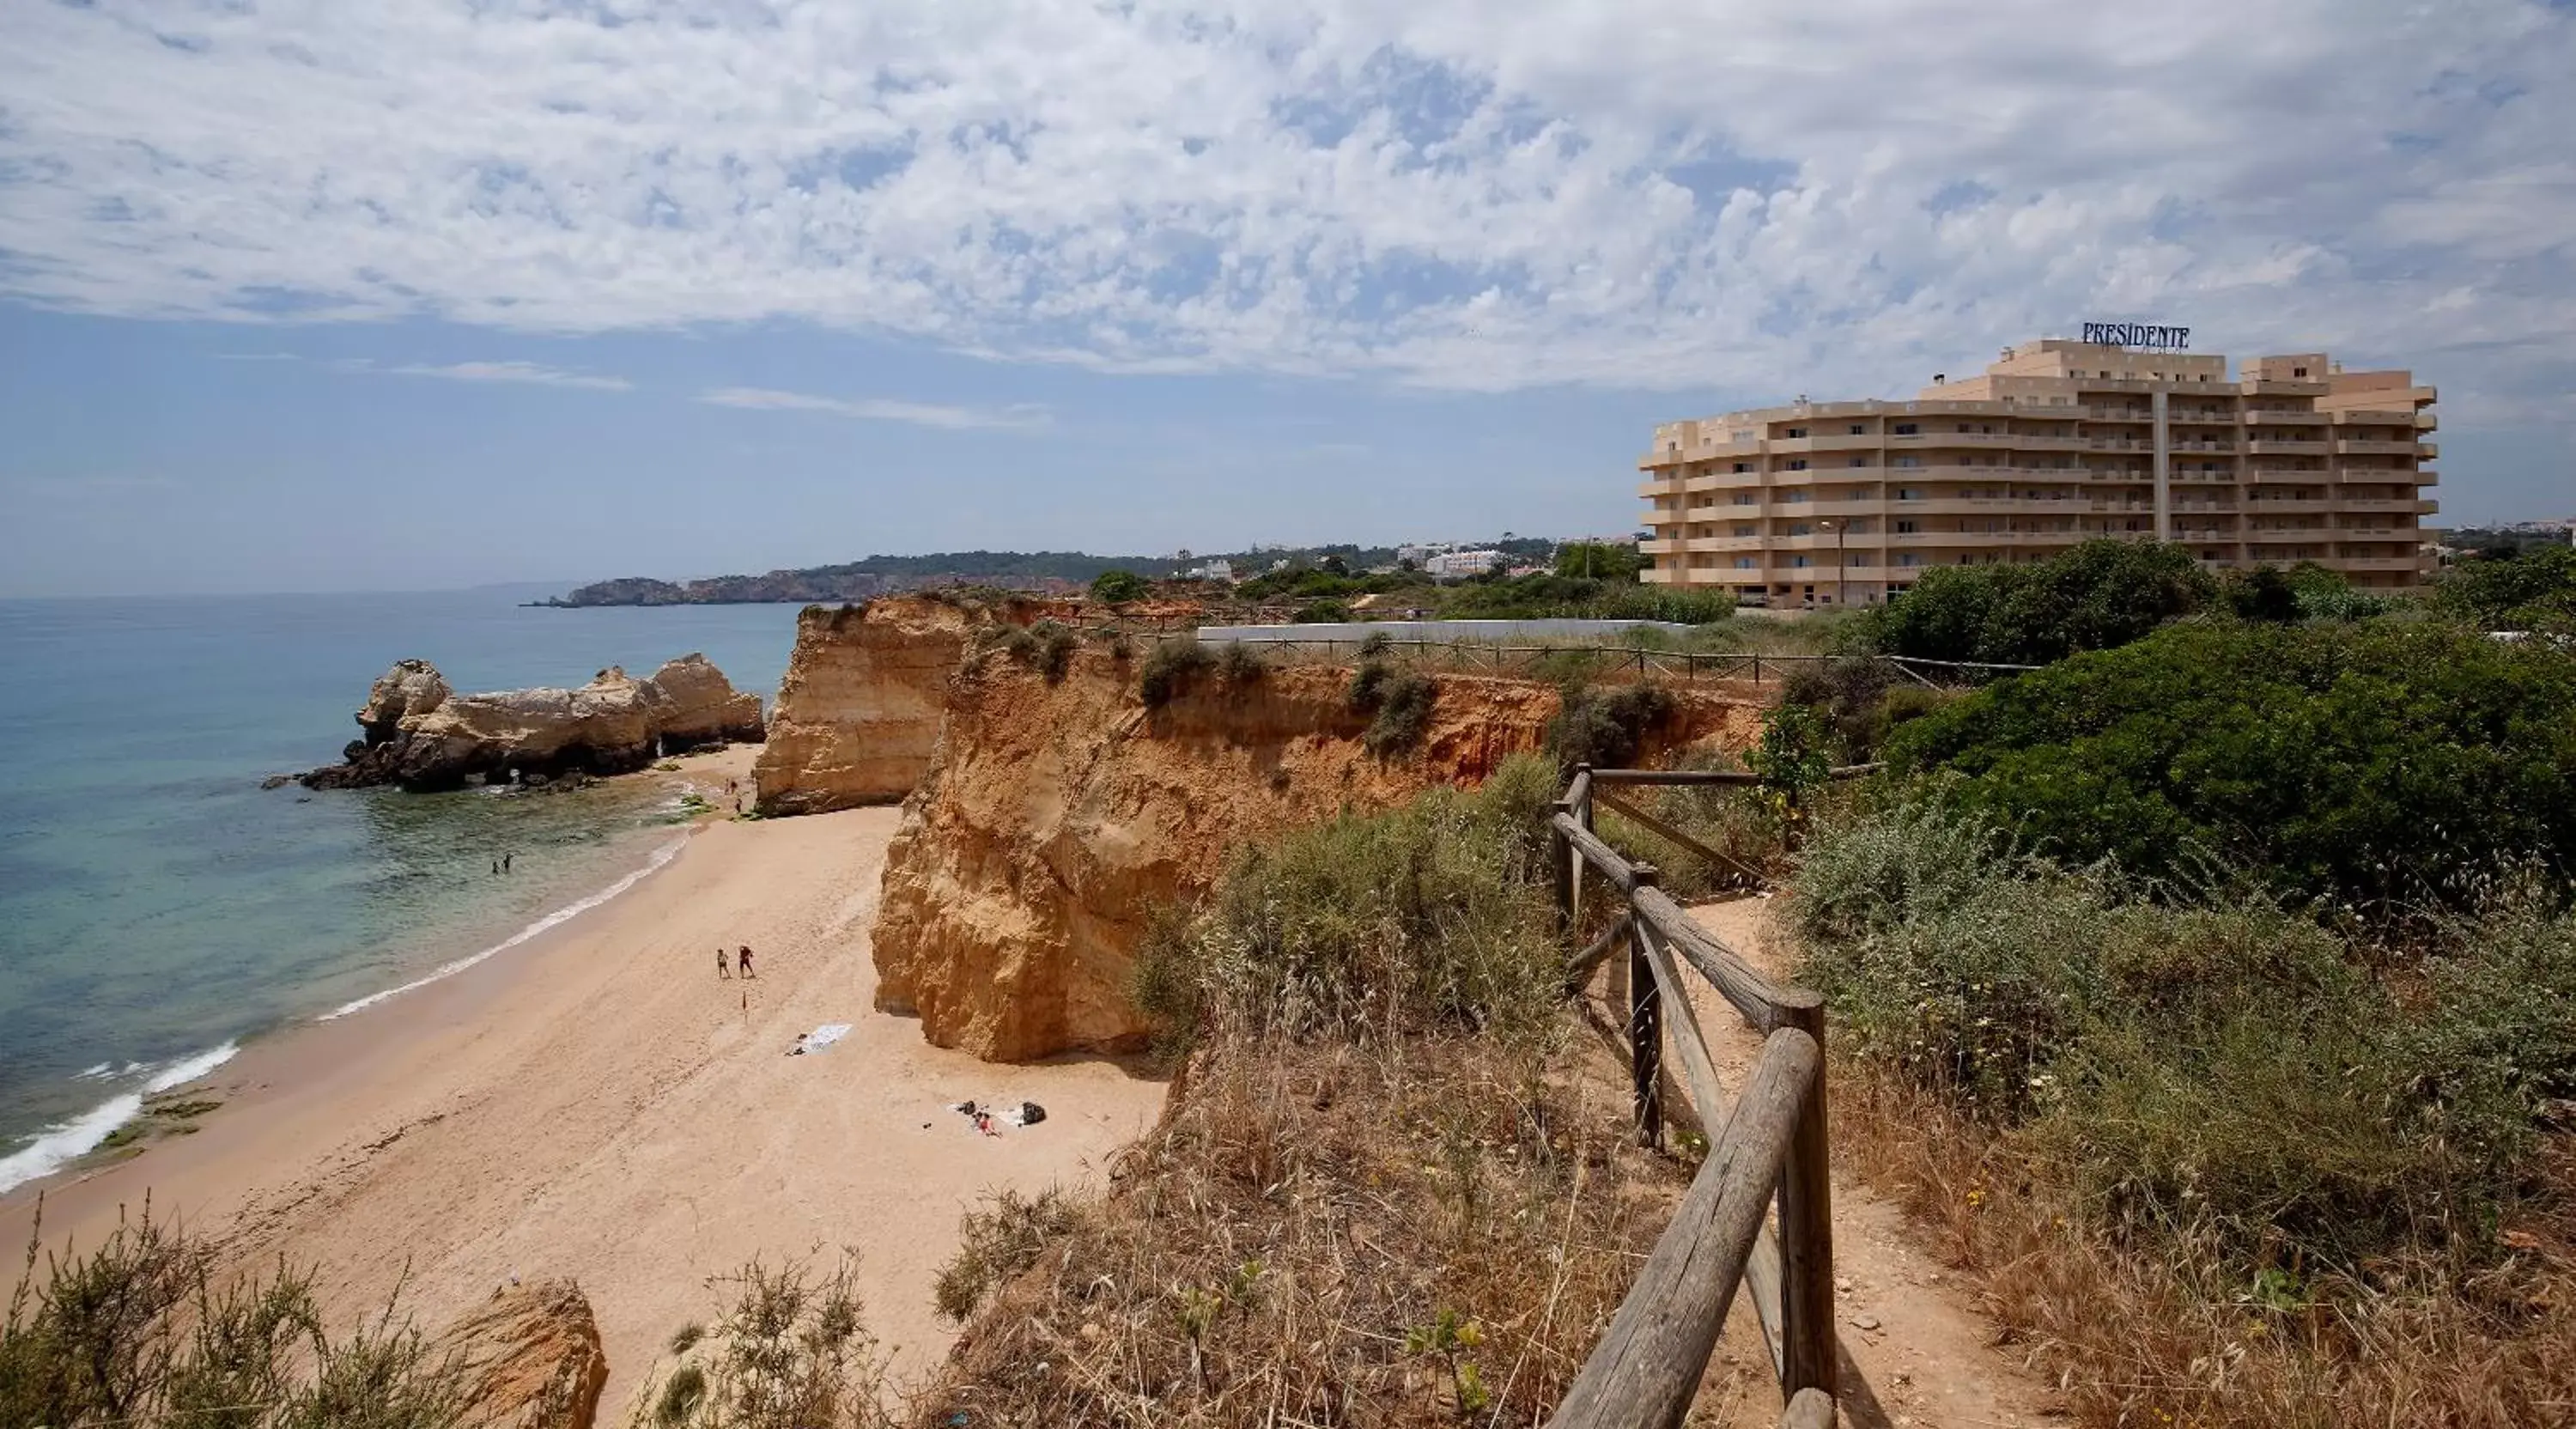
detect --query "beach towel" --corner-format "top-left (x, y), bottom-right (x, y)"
top-left (804, 1023), bottom-right (852, 1052)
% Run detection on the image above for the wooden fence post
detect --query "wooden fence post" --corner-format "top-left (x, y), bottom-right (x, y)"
top-left (1627, 862), bottom-right (1663, 1150)
top-left (1774, 988), bottom-right (1838, 1402)
top-left (1549, 796), bottom-right (1575, 937)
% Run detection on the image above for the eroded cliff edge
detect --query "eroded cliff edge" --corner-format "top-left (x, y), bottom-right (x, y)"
top-left (869, 646), bottom-right (1760, 1061)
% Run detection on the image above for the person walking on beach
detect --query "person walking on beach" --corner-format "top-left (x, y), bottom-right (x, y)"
top-left (503, 852), bottom-right (513, 873)
top-left (737, 946), bottom-right (754, 979)
top-left (490, 858), bottom-right (500, 875)
top-left (716, 946), bottom-right (730, 980)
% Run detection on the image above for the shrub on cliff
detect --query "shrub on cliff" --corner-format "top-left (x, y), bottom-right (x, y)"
top-left (1791, 801), bottom-right (2576, 1426)
top-left (1859, 538), bottom-right (2216, 666)
top-left (1349, 660), bottom-right (1436, 757)
top-left (1090, 569), bottom-right (1150, 605)
top-left (1132, 754), bottom-right (1561, 1053)
top-left (1886, 619), bottom-right (2576, 911)
top-left (0, 1210), bottom-right (466, 1429)
top-left (1542, 682), bottom-right (1674, 770)
top-left (998, 619), bottom-right (1078, 684)
top-left (1138, 637), bottom-right (1214, 708)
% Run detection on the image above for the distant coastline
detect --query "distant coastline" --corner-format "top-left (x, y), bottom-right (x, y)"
top-left (526, 540), bottom-right (1565, 607)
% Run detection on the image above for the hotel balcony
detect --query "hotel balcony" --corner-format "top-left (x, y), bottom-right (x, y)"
top-left (2242, 409), bottom-right (2330, 425)
top-left (2246, 439), bottom-right (2331, 455)
top-left (2336, 439), bottom-right (2420, 455)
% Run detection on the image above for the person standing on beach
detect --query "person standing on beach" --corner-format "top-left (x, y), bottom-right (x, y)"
top-left (503, 852), bottom-right (513, 873)
top-left (490, 857), bottom-right (500, 875)
top-left (716, 947), bottom-right (730, 980)
top-left (737, 946), bottom-right (754, 978)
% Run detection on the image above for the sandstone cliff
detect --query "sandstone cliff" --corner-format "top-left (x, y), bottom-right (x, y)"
top-left (753, 600), bottom-right (981, 814)
top-left (303, 654), bottom-right (764, 792)
top-left (870, 648), bottom-right (1759, 1061)
top-left (432, 1279), bottom-right (610, 1429)
top-left (751, 594), bottom-right (1080, 815)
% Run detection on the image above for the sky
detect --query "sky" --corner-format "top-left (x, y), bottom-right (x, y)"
top-left (2, 0), bottom-right (2573, 597)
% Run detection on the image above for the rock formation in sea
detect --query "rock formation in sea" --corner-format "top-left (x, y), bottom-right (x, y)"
top-left (867, 642), bottom-right (1760, 1061)
top-left (431, 1278), bottom-right (610, 1429)
top-left (301, 654), bottom-right (765, 793)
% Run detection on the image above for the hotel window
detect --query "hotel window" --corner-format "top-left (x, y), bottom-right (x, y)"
top-left (1893, 456), bottom-right (1923, 469)
top-left (1896, 487), bottom-right (1923, 501)
top-left (1733, 494), bottom-right (1757, 505)
top-left (1734, 525), bottom-right (1756, 538)
top-left (1849, 457), bottom-right (1868, 467)
top-left (1785, 427), bottom-right (1808, 438)
top-left (1791, 556), bottom-right (1814, 569)
top-left (1894, 423), bottom-right (1919, 435)
top-left (1782, 490), bottom-right (1810, 502)
top-left (1734, 462), bottom-right (1751, 472)
top-left (1849, 423), bottom-right (1867, 435)
top-left (1895, 520), bottom-right (1919, 534)
top-left (1849, 554), bottom-right (1871, 568)
top-left (1898, 553), bottom-right (1923, 567)
top-left (1734, 556), bottom-right (1758, 569)
top-left (1788, 459), bottom-right (1808, 471)
top-left (1789, 524), bottom-right (1814, 537)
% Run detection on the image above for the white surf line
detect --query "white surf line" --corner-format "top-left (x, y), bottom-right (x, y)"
top-left (316, 834), bottom-right (689, 1022)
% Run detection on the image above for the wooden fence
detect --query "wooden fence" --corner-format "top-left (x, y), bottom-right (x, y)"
top-left (1542, 762), bottom-right (1876, 1428)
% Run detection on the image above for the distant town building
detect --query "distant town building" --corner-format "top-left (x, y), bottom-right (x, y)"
top-left (1187, 558), bottom-right (1236, 581)
top-left (1424, 549), bottom-right (1505, 579)
top-left (1639, 337), bottom-right (2439, 607)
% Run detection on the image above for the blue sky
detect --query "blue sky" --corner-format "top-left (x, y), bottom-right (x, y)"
top-left (3, 0), bottom-right (2573, 597)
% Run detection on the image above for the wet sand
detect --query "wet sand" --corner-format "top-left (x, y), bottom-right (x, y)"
top-left (1, 746), bottom-right (1167, 1407)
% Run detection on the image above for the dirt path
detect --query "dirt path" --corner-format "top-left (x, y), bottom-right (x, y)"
top-left (1670, 895), bottom-right (2065, 1429)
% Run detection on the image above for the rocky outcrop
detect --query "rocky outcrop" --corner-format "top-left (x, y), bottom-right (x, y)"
top-left (753, 600), bottom-right (981, 815)
top-left (432, 1279), bottom-right (609, 1429)
top-left (301, 654), bottom-right (764, 792)
top-left (751, 594), bottom-right (1079, 816)
top-left (869, 648), bottom-right (1760, 1061)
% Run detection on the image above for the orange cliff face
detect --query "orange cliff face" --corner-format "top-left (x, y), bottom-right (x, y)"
top-left (752, 599), bottom-right (981, 814)
top-left (868, 647), bottom-right (1763, 1062)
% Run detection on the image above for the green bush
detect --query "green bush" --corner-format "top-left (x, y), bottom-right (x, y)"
top-left (0, 1211), bottom-right (465, 1429)
top-left (2432, 544), bottom-right (2576, 633)
top-left (1793, 802), bottom-right (2576, 1268)
top-left (1350, 659), bottom-right (1437, 757)
top-left (933, 1189), bottom-right (1082, 1323)
top-left (1552, 541), bottom-right (1644, 581)
top-left (1543, 683), bottom-right (1674, 771)
top-left (1217, 641), bottom-right (1268, 685)
top-left (1091, 569), bottom-right (1150, 605)
top-left (1294, 599), bottom-right (1355, 624)
top-left (1862, 538), bottom-right (2216, 666)
top-left (1887, 619), bottom-right (2576, 911)
top-left (1130, 756), bottom-right (1563, 1052)
top-left (999, 620), bottom-right (1078, 684)
top-left (1139, 638), bottom-right (1215, 708)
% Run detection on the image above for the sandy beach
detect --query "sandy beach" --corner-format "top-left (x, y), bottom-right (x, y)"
top-left (0, 746), bottom-right (1168, 1406)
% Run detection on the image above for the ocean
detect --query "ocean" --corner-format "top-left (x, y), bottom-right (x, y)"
top-left (0, 590), bottom-right (806, 1192)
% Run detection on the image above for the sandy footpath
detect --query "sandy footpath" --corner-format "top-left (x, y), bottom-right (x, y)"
top-left (1, 747), bottom-right (1168, 1407)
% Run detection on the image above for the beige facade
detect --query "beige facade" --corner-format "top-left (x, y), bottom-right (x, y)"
top-left (1637, 339), bottom-right (2439, 605)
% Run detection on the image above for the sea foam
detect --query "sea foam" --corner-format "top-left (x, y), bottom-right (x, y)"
top-left (317, 834), bottom-right (687, 1021)
top-left (0, 1042), bottom-right (240, 1195)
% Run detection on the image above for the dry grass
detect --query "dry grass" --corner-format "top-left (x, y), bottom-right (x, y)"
top-left (913, 1031), bottom-right (1687, 1428)
top-left (1836, 1072), bottom-right (2576, 1429)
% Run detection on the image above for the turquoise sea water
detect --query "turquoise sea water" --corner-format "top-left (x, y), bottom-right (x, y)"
top-left (0, 590), bottom-right (805, 1190)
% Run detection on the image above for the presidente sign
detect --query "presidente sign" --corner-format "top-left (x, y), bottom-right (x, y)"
top-left (2082, 320), bottom-right (2190, 350)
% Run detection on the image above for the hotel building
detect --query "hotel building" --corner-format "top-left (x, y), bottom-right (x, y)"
top-left (1637, 339), bottom-right (2439, 606)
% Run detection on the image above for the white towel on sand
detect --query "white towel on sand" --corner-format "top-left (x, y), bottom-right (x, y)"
top-left (805, 1023), bottom-right (852, 1052)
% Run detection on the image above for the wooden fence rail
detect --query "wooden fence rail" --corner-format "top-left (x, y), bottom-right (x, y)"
top-left (1543, 761), bottom-right (1874, 1426)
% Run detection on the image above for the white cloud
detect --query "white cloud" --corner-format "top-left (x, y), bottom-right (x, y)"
top-left (697, 386), bottom-right (1048, 429)
top-left (384, 360), bottom-right (633, 391)
top-left (1, 0), bottom-right (2572, 429)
